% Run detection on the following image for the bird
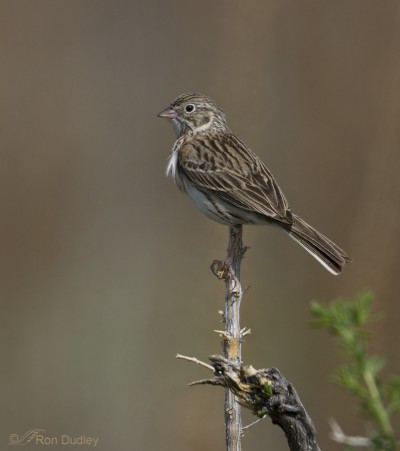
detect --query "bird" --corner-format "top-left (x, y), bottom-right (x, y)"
top-left (158, 93), bottom-right (351, 275)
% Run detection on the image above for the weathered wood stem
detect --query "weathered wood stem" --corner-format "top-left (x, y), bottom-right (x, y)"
top-left (211, 224), bottom-right (246, 451)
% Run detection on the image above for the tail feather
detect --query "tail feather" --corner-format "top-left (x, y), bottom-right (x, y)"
top-left (289, 214), bottom-right (351, 275)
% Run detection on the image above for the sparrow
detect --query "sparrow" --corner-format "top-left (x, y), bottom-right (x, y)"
top-left (158, 93), bottom-right (351, 275)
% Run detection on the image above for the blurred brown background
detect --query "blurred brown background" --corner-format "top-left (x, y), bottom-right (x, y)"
top-left (1, 1), bottom-right (399, 450)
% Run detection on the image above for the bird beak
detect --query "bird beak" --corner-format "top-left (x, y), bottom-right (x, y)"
top-left (157, 106), bottom-right (178, 119)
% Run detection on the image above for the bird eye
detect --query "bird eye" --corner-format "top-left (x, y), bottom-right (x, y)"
top-left (185, 104), bottom-right (196, 113)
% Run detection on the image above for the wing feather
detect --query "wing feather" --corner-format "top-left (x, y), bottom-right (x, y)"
top-left (178, 134), bottom-right (290, 220)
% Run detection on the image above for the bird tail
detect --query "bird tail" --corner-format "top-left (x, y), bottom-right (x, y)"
top-left (289, 214), bottom-right (351, 275)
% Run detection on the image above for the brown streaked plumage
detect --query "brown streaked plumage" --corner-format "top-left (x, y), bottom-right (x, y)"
top-left (158, 93), bottom-right (351, 275)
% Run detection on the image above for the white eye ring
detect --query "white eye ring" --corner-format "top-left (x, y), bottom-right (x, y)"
top-left (185, 104), bottom-right (196, 113)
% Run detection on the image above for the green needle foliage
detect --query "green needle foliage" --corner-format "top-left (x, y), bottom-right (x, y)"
top-left (310, 291), bottom-right (399, 450)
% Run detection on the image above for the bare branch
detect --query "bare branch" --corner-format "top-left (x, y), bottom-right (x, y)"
top-left (178, 223), bottom-right (321, 451)
top-left (188, 355), bottom-right (321, 451)
top-left (329, 418), bottom-right (371, 447)
top-left (211, 224), bottom-right (247, 451)
top-left (241, 417), bottom-right (265, 431)
top-left (176, 354), bottom-right (214, 372)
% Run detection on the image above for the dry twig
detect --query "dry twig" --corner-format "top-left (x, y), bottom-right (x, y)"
top-left (210, 225), bottom-right (247, 451)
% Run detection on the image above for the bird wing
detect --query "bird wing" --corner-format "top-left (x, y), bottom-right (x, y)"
top-left (178, 134), bottom-right (290, 219)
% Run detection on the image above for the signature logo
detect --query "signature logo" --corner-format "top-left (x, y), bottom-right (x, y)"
top-left (8, 430), bottom-right (99, 447)
top-left (9, 430), bottom-right (45, 445)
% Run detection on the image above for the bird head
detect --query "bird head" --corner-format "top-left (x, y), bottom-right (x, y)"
top-left (158, 93), bottom-right (228, 137)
